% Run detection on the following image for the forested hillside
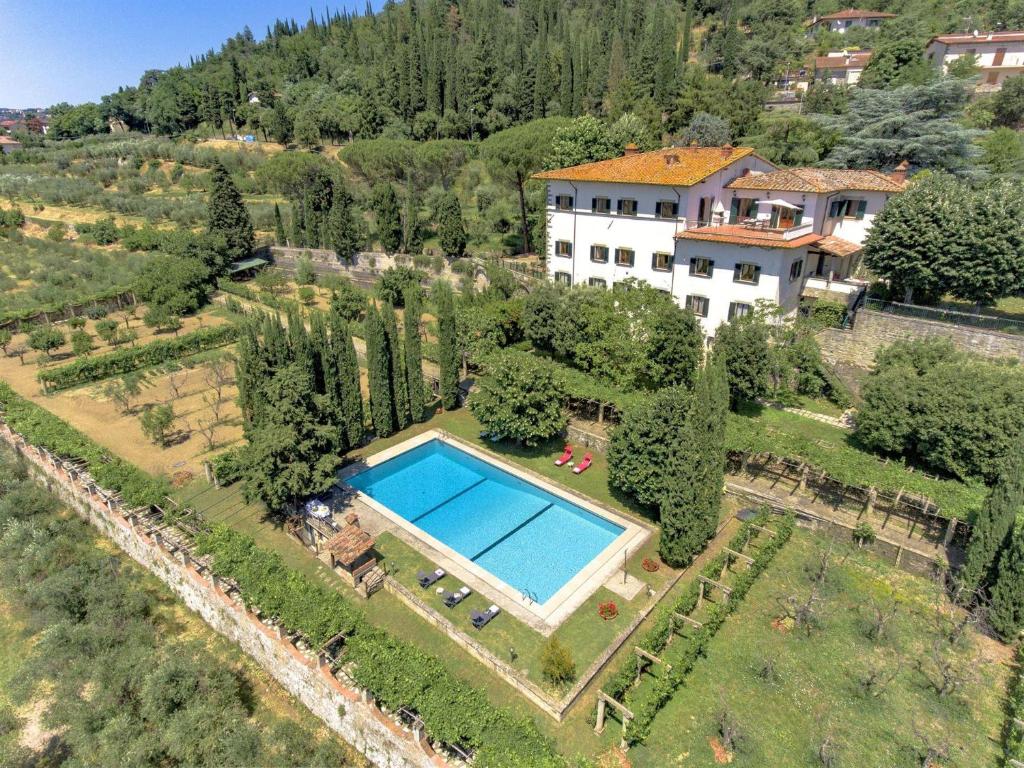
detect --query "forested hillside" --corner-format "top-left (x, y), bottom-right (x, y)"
top-left (46, 0), bottom-right (1024, 143)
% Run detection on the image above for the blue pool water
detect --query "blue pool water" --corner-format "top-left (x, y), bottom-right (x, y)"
top-left (347, 439), bottom-right (624, 603)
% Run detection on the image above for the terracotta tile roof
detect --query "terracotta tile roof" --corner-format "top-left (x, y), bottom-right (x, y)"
top-left (929, 31), bottom-right (1024, 45)
top-left (815, 9), bottom-right (896, 21)
top-left (532, 146), bottom-right (759, 187)
top-left (0, 136), bottom-right (21, 145)
top-left (325, 526), bottom-right (375, 565)
top-left (815, 51), bottom-right (872, 69)
top-left (676, 224), bottom-right (822, 249)
top-left (727, 167), bottom-right (904, 193)
top-left (815, 234), bottom-right (863, 257)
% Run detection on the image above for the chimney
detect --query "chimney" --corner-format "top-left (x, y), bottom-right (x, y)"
top-left (890, 160), bottom-right (909, 185)
top-left (664, 153), bottom-right (679, 166)
top-left (720, 143), bottom-right (733, 158)
top-left (623, 143), bottom-right (639, 156)
top-left (345, 512), bottom-right (360, 528)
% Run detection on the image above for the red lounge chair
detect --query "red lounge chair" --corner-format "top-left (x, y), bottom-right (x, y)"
top-left (555, 445), bottom-right (573, 466)
top-left (573, 453), bottom-right (593, 475)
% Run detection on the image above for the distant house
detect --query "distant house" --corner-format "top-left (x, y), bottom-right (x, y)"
top-left (108, 118), bottom-right (129, 134)
top-left (247, 92), bottom-right (261, 104)
top-left (0, 135), bottom-right (22, 154)
top-left (808, 9), bottom-right (896, 34)
top-left (814, 50), bottom-right (872, 85)
top-left (925, 31), bottom-right (1024, 91)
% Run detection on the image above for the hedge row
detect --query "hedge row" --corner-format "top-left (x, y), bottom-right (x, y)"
top-left (1004, 644), bottom-right (1024, 761)
top-left (195, 525), bottom-right (564, 768)
top-left (37, 323), bottom-right (239, 390)
top-left (0, 284), bottom-right (134, 326)
top-left (725, 412), bottom-right (985, 521)
top-left (601, 511), bottom-right (795, 745)
top-left (0, 382), bottom-right (168, 508)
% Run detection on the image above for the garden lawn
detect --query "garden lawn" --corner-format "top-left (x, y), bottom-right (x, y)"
top-left (625, 530), bottom-right (1007, 768)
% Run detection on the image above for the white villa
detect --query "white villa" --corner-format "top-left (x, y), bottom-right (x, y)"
top-left (807, 9), bottom-right (896, 34)
top-left (925, 31), bottom-right (1024, 91)
top-left (535, 146), bottom-right (906, 336)
top-left (813, 50), bottom-right (872, 85)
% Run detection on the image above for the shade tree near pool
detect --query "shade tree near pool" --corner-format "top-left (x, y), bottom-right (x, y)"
top-left (471, 350), bottom-right (567, 446)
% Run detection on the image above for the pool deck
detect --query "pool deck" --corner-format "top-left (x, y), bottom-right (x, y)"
top-left (337, 430), bottom-right (651, 632)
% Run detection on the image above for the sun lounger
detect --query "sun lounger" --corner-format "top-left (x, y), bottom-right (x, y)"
top-left (417, 568), bottom-right (445, 588)
top-left (554, 444), bottom-right (573, 466)
top-left (471, 604), bottom-right (501, 629)
top-left (443, 585), bottom-right (471, 607)
top-left (573, 452), bottom-right (593, 475)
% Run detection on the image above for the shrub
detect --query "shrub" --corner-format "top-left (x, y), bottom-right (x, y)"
top-left (297, 285), bottom-right (316, 305)
top-left (28, 325), bottom-right (65, 357)
top-left (376, 266), bottom-right (425, 307)
top-left (211, 446), bottom-right (246, 485)
top-left (84, 305), bottom-right (109, 320)
top-left (540, 636), bottom-right (576, 685)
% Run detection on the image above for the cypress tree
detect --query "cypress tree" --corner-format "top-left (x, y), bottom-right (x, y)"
top-left (207, 161), bottom-right (254, 265)
top-left (326, 187), bottom-right (361, 263)
top-left (989, 519), bottom-right (1024, 640)
top-left (286, 307), bottom-right (313, 374)
top-left (382, 302), bottom-right (411, 429)
top-left (273, 202), bottom-right (286, 245)
top-left (658, 353), bottom-right (729, 567)
top-left (435, 281), bottom-right (459, 410)
top-left (959, 452), bottom-right (1024, 595)
top-left (437, 191), bottom-right (467, 259)
top-left (329, 307), bottom-right (365, 447)
top-left (308, 310), bottom-right (328, 395)
top-left (403, 285), bottom-right (426, 422)
top-left (364, 303), bottom-right (396, 437)
top-left (372, 183), bottom-right (403, 253)
top-left (291, 202), bottom-right (305, 248)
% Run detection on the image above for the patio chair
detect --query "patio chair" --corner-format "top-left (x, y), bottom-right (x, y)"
top-left (471, 604), bottom-right (501, 629)
top-left (417, 568), bottom-right (445, 588)
top-left (573, 452), bottom-right (593, 475)
top-left (554, 444), bottom-right (573, 466)
top-left (443, 585), bottom-right (471, 607)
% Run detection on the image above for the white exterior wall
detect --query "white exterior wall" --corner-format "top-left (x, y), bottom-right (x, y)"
top-left (818, 17), bottom-right (887, 33)
top-left (672, 241), bottom-right (808, 336)
top-left (928, 39), bottom-right (1024, 75)
top-left (543, 154), bottom-right (776, 290)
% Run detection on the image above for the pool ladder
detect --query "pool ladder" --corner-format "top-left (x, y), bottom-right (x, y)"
top-left (520, 588), bottom-right (538, 604)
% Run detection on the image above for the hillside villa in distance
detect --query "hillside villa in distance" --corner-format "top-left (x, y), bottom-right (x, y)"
top-left (806, 8), bottom-right (896, 34)
top-left (925, 31), bottom-right (1024, 91)
top-left (535, 146), bottom-right (906, 336)
top-left (813, 49), bottom-right (872, 85)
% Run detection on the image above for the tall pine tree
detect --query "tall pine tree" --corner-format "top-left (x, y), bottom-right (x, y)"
top-left (658, 353), bottom-right (729, 567)
top-left (207, 161), bottom-right (254, 266)
top-left (364, 303), bottom-right (396, 436)
top-left (435, 281), bottom-right (459, 410)
top-left (959, 452), bottom-right (1024, 595)
top-left (382, 302), bottom-right (411, 430)
top-left (989, 518), bottom-right (1024, 640)
top-left (403, 285), bottom-right (426, 422)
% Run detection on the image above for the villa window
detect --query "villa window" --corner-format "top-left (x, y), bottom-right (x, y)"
top-left (728, 197), bottom-right (758, 224)
top-left (697, 196), bottom-right (716, 225)
top-left (590, 244), bottom-right (609, 263)
top-left (656, 200), bottom-right (679, 219)
top-left (789, 259), bottom-right (804, 281)
top-left (591, 196), bottom-right (611, 214)
top-left (829, 199), bottom-right (867, 220)
top-left (615, 248), bottom-right (635, 267)
top-left (589, 277), bottom-right (607, 288)
top-left (554, 271), bottom-right (572, 285)
top-left (617, 198), bottom-right (638, 216)
top-left (652, 252), bottom-right (673, 272)
top-left (555, 240), bottom-right (572, 257)
top-left (733, 262), bottom-right (761, 285)
top-left (689, 257), bottom-right (714, 278)
top-left (728, 301), bottom-right (752, 320)
top-left (555, 194), bottom-right (574, 210)
top-left (686, 294), bottom-right (710, 317)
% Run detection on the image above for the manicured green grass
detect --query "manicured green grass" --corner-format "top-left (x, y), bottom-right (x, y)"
top-left (623, 530), bottom-right (1007, 768)
top-left (940, 294), bottom-right (1024, 321)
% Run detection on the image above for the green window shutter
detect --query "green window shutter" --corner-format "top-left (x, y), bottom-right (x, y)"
top-left (794, 207), bottom-right (804, 226)
top-left (672, 202), bottom-right (679, 217)
top-left (829, 200), bottom-right (840, 217)
top-left (855, 200), bottom-right (867, 220)
top-left (769, 208), bottom-right (780, 228)
top-left (729, 198), bottom-right (740, 224)
top-left (753, 265), bottom-right (762, 284)
top-left (733, 264), bottom-right (742, 282)
top-left (592, 197), bottom-right (598, 211)
top-left (616, 199), bottom-right (623, 213)
top-left (689, 257), bottom-right (697, 275)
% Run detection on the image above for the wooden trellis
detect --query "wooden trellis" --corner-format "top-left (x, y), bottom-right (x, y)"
top-left (724, 547), bottom-right (755, 568)
top-left (668, 612), bottom-right (703, 643)
top-left (697, 575), bottom-right (732, 609)
top-left (594, 691), bottom-right (634, 749)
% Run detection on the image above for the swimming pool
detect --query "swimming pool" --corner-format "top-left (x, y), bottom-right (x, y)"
top-left (346, 438), bottom-right (625, 605)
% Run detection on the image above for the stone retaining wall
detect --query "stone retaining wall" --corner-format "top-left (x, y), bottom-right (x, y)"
top-left (0, 422), bottom-right (446, 768)
top-left (817, 309), bottom-right (1024, 368)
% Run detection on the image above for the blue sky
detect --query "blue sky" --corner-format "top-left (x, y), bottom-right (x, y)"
top-left (1, 1), bottom-right (366, 108)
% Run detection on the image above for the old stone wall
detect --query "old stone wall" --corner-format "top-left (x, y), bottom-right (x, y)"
top-left (817, 309), bottom-right (1024, 368)
top-left (0, 423), bottom-right (446, 768)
